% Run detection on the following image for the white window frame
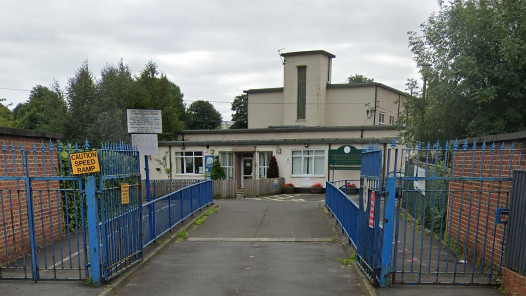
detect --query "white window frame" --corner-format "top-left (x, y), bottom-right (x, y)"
top-left (258, 152), bottom-right (272, 178)
top-left (291, 150), bottom-right (325, 176)
top-left (389, 115), bottom-right (395, 125)
top-left (174, 151), bottom-right (203, 175)
top-left (379, 112), bottom-right (385, 125)
top-left (219, 152), bottom-right (234, 180)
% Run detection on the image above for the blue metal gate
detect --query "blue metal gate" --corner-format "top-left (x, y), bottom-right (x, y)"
top-left (389, 140), bottom-right (522, 285)
top-left (1, 142), bottom-right (89, 281)
top-left (0, 141), bottom-right (143, 283)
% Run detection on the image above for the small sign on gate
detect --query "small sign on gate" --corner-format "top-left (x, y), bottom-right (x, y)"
top-left (70, 151), bottom-right (101, 175)
top-left (121, 183), bottom-right (130, 205)
top-left (368, 191), bottom-right (376, 228)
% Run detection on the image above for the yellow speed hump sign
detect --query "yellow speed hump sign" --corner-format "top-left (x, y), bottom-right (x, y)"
top-left (70, 151), bottom-right (101, 175)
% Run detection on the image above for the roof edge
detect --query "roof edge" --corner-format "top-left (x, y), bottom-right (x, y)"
top-left (280, 50), bottom-right (336, 58)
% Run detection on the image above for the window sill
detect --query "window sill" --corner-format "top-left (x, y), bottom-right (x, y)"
top-left (290, 175), bottom-right (325, 178)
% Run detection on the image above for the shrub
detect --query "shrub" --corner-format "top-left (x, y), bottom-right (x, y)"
top-left (267, 156), bottom-right (279, 178)
top-left (210, 155), bottom-right (225, 180)
top-left (312, 182), bottom-right (323, 188)
top-left (284, 183), bottom-right (295, 187)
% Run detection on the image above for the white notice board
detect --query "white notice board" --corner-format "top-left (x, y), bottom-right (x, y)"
top-left (132, 134), bottom-right (159, 156)
top-left (127, 109), bottom-right (162, 134)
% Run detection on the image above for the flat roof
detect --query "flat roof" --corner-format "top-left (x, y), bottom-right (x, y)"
top-left (180, 125), bottom-right (401, 135)
top-left (280, 50), bottom-right (336, 58)
top-left (327, 83), bottom-right (409, 96)
top-left (160, 137), bottom-right (400, 146)
top-left (244, 87), bottom-right (283, 94)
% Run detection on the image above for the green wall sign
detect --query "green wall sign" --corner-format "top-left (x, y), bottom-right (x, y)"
top-left (328, 145), bottom-right (362, 170)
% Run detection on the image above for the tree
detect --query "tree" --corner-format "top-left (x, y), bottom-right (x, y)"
top-left (187, 100), bottom-right (222, 130)
top-left (267, 156), bottom-right (279, 178)
top-left (230, 94), bottom-right (247, 129)
top-left (132, 61), bottom-right (186, 140)
top-left (13, 84), bottom-right (67, 134)
top-left (0, 100), bottom-right (14, 128)
top-left (65, 61), bottom-right (97, 145)
top-left (93, 60), bottom-right (134, 144)
top-left (210, 155), bottom-right (225, 180)
top-left (346, 74), bottom-right (374, 84)
top-left (405, 0), bottom-right (526, 143)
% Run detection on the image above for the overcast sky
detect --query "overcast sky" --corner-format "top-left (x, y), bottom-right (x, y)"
top-left (0, 0), bottom-right (439, 120)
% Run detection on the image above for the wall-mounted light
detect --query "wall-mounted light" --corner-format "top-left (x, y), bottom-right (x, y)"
top-left (304, 144), bottom-right (309, 148)
top-left (156, 168), bottom-right (161, 172)
top-left (210, 148), bottom-right (215, 154)
top-left (276, 148), bottom-right (282, 154)
top-left (181, 144), bottom-right (185, 150)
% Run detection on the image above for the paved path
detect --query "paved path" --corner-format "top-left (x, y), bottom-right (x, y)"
top-left (117, 194), bottom-right (366, 296)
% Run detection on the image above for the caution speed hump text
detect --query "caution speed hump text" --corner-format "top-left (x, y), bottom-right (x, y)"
top-left (70, 151), bottom-right (101, 175)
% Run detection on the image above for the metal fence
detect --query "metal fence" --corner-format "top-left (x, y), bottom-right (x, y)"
top-left (504, 170), bottom-right (526, 276)
top-left (142, 179), bottom-right (203, 200)
top-left (0, 141), bottom-right (89, 281)
top-left (142, 180), bottom-right (213, 247)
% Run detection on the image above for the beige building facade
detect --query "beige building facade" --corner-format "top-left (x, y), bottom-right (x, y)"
top-left (143, 50), bottom-right (407, 189)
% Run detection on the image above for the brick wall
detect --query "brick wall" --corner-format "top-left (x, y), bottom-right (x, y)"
top-left (503, 267), bottom-right (526, 296)
top-left (447, 133), bottom-right (526, 275)
top-left (0, 128), bottom-right (62, 265)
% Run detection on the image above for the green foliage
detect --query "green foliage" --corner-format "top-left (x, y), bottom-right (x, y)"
top-left (154, 151), bottom-right (172, 178)
top-left (15, 59), bottom-right (187, 147)
top-left (405, 0), bottom-right (526, 143)
top-left (195, 207), bottom-right (217, 225)
top-left (13, 83), bottom-right (67, 133)
top-left (337, 253), bottom-right (357, 264)
top-left (132, 61), bottom-right (186, 140)
top-left (187, 100), bottom-right (222, 130)
top-left (230, 93), bottom-right (247, 129)
top-left (267, 156), bottom-right (279, 178)
top-left (65, 60), bottom-right (98, 145)
top-left (0, 101), bottom-right (14, 128)
top-left (176, 230), bottom-right (188, 240)
top-left (210, 155), bottom-right (225, 180)
top-left (346, 74), bottom-right (374, 84)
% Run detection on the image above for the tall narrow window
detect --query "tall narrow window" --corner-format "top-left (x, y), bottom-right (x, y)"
top-left (219, 152), bottom-right (234, 179)
top-left (297, 66), bottom-right (307, 120)
top-left (379, 112), bottom-right (385, 125)
top-left (258, 152), bottom-right (272, 178)
top-left (389, 115), bottom-right (395, 125)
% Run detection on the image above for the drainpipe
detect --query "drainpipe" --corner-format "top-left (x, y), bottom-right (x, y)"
top-left (168, 145), bottom-right (172, 181)
top-left (373, 86), bottom-right (378, 125)
top-left (328, 143), bottom-right (331, 183)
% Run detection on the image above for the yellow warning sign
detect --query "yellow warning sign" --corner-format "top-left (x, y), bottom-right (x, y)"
top-left (121, 183), bottom-right (130, 205)
top-left (70, 151), bottom-right (101, 175)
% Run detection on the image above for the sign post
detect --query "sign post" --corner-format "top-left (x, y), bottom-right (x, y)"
top-left (127, 109), bottom-right (162, 243)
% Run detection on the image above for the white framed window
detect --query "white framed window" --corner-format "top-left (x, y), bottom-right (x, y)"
top-left (292, 150), bottom-right (325, 176)
top-left (258, 152), bottom-right (272, 178)
top-left (219, 152), bottom-right (234, 179)
top-left (175, 151), bottom-right (203, 174)
top-left (379, 112), bottom-right (385, 125)
top-left (389, 115), bottom-right (395, 125)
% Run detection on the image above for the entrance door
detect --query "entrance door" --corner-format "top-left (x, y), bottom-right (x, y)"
top-left (241, 157), bottom-right (253, 188)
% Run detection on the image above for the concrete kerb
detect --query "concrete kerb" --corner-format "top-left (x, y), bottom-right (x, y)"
top-left (324, 204), bottom-right (377, 296)
top-left (97, 204), bottom-right (220, 296)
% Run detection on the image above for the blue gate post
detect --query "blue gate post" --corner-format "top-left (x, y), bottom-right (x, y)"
top-left (86, 176), bottom-right (102, 286)
top-left (23, 149), bottom-right (40, 281)
top-left (380, 176), bottom-right (396, 287)
top-left (144, 155), bottom-right (155, 242)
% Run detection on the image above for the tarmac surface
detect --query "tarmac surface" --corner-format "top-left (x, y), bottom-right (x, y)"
top-left (0, 193), bottom-right (505, 296)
